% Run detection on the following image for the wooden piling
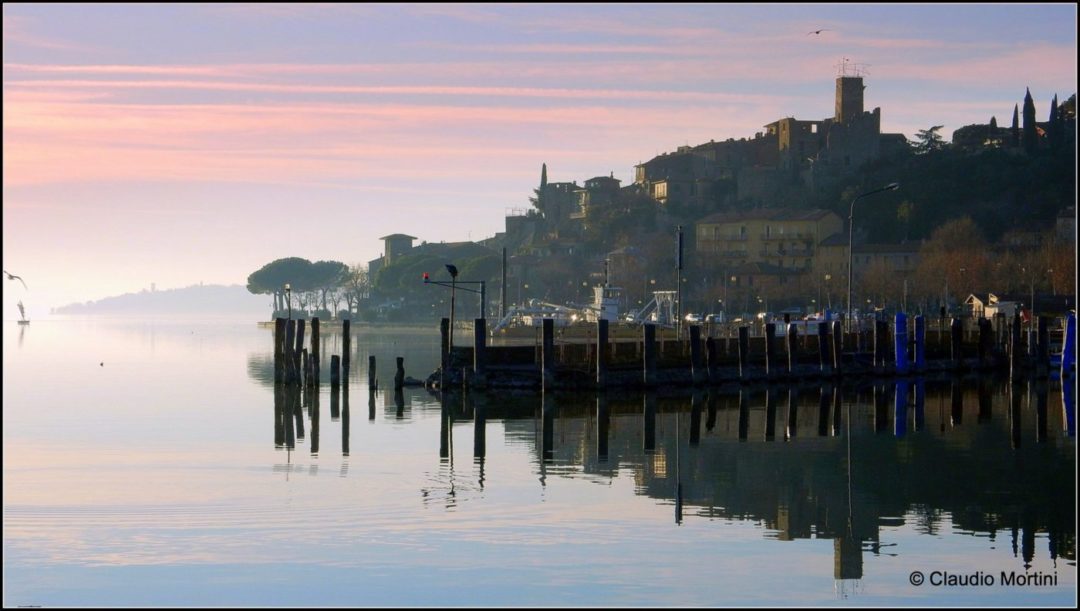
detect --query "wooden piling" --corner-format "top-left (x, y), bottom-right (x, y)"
top-left (873, 319), bottom-right (888, 369)
top-left (440, 317), bottom-right (450, 388)
top-left (342, 319), bottom-right (351, 371)
top-left (330, 354), bottom-right (340, 388)
top-left (474, 318), bottom-right (488, 389)
top-left (831, 320), bottom-right (843, 375)
top-left (394, 356), bottom-right (405, 391)
top-left (273, 317), bottom-right (285, 384)
top-left (542, 318), bottom-right (555, 390)
top-left (689, 325), bottom-right (704, 385)
top-left (596, 395), bottom-right (610, 462)
top-left (597, 319), bottom-right (609, 388)
top-left (786, 323), bottom-right (797, 375)
top-left (914, 315), bottom-right (926, 371)
top-left (643, 323), bottom-right (657, 388)
top-left (284, 319), bottom-right (296, 385)
top-left (737, 326), bottom-right (750, 380)
top-left (818, 321), bottom-right (831, 375)
top-left (705, 337), bottom-right (718, 384)
top-left (764, 322), bottom-right (777, 377)
top-left (1010, 312), bottom-right (1022, 381)
top-left (311, 317), bottom-right (320, 386)
top-left (978, 317), bottom-right (992, 369)
top-left (1036, 316), bottom-right (1050, 378)
top-left (894, 312), bottom-right (908, 375)
top-left (950, 317), bottom-right (963, 371)
top-left (295, 319), bottom-right (306, 384)
top-left (368, 355), bottom-right (376, 389)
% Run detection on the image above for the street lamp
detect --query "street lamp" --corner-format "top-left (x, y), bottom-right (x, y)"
top-left (446, 263), bottom-right (459, 355)
top-left (847, 182), bottom-right (900, 330)
top-left (284, 283), bottom-right (292, 320)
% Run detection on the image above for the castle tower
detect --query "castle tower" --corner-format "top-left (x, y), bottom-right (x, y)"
top-left (835, 76), bottom-right (865, 125)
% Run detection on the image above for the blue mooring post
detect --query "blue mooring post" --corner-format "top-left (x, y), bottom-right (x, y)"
top-left (1062, 312), bottom-right (1076, 378)
top-left (895, 312), bottom-right (908, 375)
top-left (914, 315), bottom-right (926, 371)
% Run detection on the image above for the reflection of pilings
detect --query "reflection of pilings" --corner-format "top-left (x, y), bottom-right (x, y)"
top-left (950, 379), bottom-right (963, 427)
top-left (874, 384), bottom-right (888, 433)
top-left (1010, 312), bottom-right (1022, 381)
top-left (330, 377), bottom-right (340, 420)
top-left (473, 394), bottom-right (486, 458)
top-left (1036, 316), bottom-right (1049, 378)
top-left (1035, 379), bottom-right (1048, 443)
top-left (831, 320), bottom-right (843, 375)
top-left (978, 378), bottom-right (992, 423)
top-left (1010, 382), bottom-right (1023, 449)
top-left (274, 383), bottom-right (285, 447)
top-left (394, 389), bottom-right (405, 419)
top-left (597, 395), bottom-right (609, 461)
top-left (643, 392), bottom-right (657, 451)
top-left (978, 317), bottom-right (993, 369)
top-left (785, 387), bottom-right (798, 441)
top-left (818, 386), bottom-right (831, 437)
top-left (341, 382), bottom-right (349, 456)
top-left (738, 389), bottom-right (749, 441)
top-left (705, 337), bottom-right (718, 384)
top-left (690, 391), bottom-right (702, 446)
top-left (834, 536), bottom-right (864, 580)
top-left (474, 318), bottom-right (488, 389)
top-left (439, 396), bottom-right (451, 460)
top-left (310, 382), bottom-right (320, 455)
top-left (764, 389), bottom-right (777, 441)
top-left (895, 312), bottom-right (908, 375)
top-left (368, 355), bottom-right (376, 390)
top-left (291, 385), bottom-right (304, 441)
top-left (950, 318), bottom-right (963, 371)
top-left (368, 389), bottom-right (376, 421)
top-left (705, 390), bottom-right (717, 432)
top-left (895, 381), bottom-right (909, 438)
top-left (542, 391), bottom-right (555, 461)
top-left (914, 379), bottom-right (925, 432)
top-left (831, 386), bottom-right (843, 436)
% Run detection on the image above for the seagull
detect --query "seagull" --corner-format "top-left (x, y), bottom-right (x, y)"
top-left (807, 28), bottom-right (830, 35)
top-left (3, 270), bottom-right (27, 289)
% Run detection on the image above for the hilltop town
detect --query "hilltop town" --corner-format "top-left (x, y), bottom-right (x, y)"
top-left (251, 70), bottom-right (1077, 323)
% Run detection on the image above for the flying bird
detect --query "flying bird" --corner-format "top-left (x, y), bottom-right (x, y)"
top-left (807, 28), bottom-right (830, 35)
top-left (3, 270), bottom-right (27, 289)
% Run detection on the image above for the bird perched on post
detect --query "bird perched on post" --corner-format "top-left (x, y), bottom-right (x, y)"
top-left (3, 270), bottom-right (27, 289)
top-left (807, 28), bottom-right (830, 35)
top-left (445, 264), bottom-right (458, 279)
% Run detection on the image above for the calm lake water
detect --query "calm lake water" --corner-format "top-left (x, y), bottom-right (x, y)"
top-left (3, 319), bottom-right (1076, 607)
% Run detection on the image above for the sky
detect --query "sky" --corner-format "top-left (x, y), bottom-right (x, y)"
top-left (2, 3), bottom-right (1077, 318)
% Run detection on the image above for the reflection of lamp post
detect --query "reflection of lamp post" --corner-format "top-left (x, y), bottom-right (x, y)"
top-left (847, 183), bottom-right (900, 330)
top-left (285, 283), bottom-right (292, 320)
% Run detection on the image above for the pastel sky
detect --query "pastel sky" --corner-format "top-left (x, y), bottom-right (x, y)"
top-left (3, 3), bottom-right (1077, 317)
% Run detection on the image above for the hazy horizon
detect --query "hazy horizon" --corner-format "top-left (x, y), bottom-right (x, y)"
top-left (3, 3), bottom-right (1077, 319)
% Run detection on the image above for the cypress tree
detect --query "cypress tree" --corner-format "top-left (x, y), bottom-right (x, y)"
top-left (1048, 94), bottom-right (1059, 150)
top-left (1022, 88), bottom-right (1037, 154)
top-left (1010, 104), bottom-right (1020, 148)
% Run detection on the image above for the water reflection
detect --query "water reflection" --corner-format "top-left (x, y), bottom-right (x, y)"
top-left (266, 374), bottom-right (1076, 587)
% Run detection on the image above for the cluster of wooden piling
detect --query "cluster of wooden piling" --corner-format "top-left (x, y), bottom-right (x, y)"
top-left (429, 311), bottom-right (1076, 391)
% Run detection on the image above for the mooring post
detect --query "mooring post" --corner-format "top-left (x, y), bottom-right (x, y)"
top-left (914, 315), bottom-right (926, 371)
top-left (978, 317), bottom-right (992, 369)
top-left (1036, 316), bottom-right (1050, 378)
top-left (295, 319), bottom-right (306, 384)
top-left (818, 321), bottom-right (831, 375)
top-left (705, 336), bottom-right (718, 385)
top-left (737, 326), bottom-right (750, 381)
top-left (786, 323), bottom-right (797, 376)
top-left (440, 317), bottom-right (450, 389)
top-left (274, 317), bottom-right (285, 384)
top-left (597, 318), bottom-right (609, 388)
top-left (689, 324), bottom-right (704, 386)
top-left (474, 318), bottom-right (488, 389)
top-left (1062, 312), bottom-right (1076, 378)
top-left (368, 355), bottom-right (378, 391)
top-left (874, 319), bottom-right (888, 370)
top-left (301, 349), bottom-right (308, 387)
top-left (950, 318), bottom-right (964, 371)
top-left (342, 319), bottom-right (351, 372)
top-left (764, 322), bottom-right (777, 378)
top-left (831, 320), bottom-right (843, 376)
top-left (284, 319), bottom-right (297, 385)
top-left (1010, 312), bottom-right (1022, 381)
top-left (310, 317), bottom-right (320, 386)
top-left (394, 357), bottom-right (405, 390)
top-left (542, 318), bottom-right (555, 390)
top-left (643, 323), bottom-right (657, 388)
top-left (894, 312), bottom-right (908, 375)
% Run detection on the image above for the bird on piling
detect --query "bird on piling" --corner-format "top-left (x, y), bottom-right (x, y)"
top-left (3, 270), bottom-right (27, 289)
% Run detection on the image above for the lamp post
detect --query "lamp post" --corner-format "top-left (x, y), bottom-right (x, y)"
top-left (446, 264), bottom-right (459, 354)
top-left (847, 182), bottom-right (899, 331)
top-left (284, 283), bottom-right (292, 320)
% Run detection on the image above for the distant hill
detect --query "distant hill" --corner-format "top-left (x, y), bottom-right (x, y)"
top-left (52, 284), bottom-right (270, 317)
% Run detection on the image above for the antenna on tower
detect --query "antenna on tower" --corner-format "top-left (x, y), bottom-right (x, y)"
top-left (835, 57), bottom-right (870, 78)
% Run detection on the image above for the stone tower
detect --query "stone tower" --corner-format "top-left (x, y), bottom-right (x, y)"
top-left (835, 76), bottom-right (865, 125)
